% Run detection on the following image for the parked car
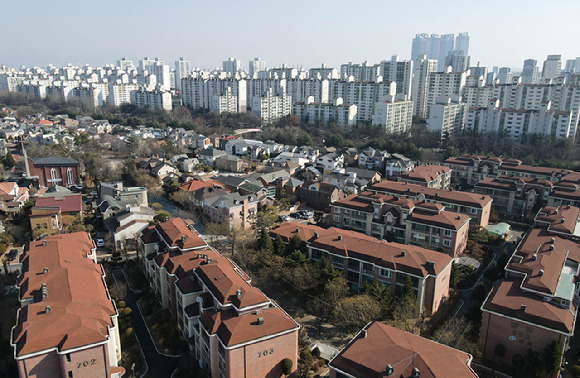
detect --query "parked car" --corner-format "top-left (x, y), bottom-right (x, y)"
top-left (278, 215), bottom-right (290, 222)
top-left (7, 249), bottom-right (18, 261)
top-left (95, 238), bottom-right (105, 248)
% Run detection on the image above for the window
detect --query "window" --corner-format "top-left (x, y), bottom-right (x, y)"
top-left (68, 372), bottom-right (73, 378)
top-left (379, 268), bottom-right (391, 278)
top-left (444, 229), bottom-right (452, 237)
top-left (443, 239), bottom-right (452, 247)
top-left (333, 215), bottom-right (341, 222)
top-left (50, 168), bottom-right (58, 185)
top-left (66, 354), bottom-right (71, 362)
top-left (470, 208), bottom-right (478, 214)
top-left (67, 168), bottom-right (74, 185)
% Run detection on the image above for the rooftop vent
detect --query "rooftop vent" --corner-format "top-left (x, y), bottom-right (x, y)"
top-left (41, 283), bottom-right (47, 299)
top-left (456, 215), bottom-right (461, 220)
top-left (181, 235), bottom-right (186, 241)
top-left (43, 240), bottom-right (47, 246)
top-left (236, 289), bottom-right (242, 298)
top-left (549, 245), bottom-right (555, 251)
top-left (314, 232), bottom-right (319, 239)
top-left (401, 250), bottom-right (407, 257)
top-left (385, 365), bottom-right (394, 376)
top-left (296, 228), bottom-right (300, 233)
top-left (203, 254), bottom-right (208, 259)
top-left (520, 304), bottom-right (527, 312)
top-left (550, 237), bottom-right (555, 243)
top-left (426, 261), bottom-right (435, 268)
top-left (435, 192), bottom-right (439, 197)
top-left (561, 217), bottom-right (566, 223)
top-left (197, 253), bottom-right (202, 258)
top-left (164, 217), bottom-right (169, 222)
top-left (337, 235), bottom-right (343, 241)
top-left (361, 329), bottom-right (367, 338)
top-left (207, 258), bottom-right (212, 264)
top-left (531, 254), bottom-right (537, 261)
top-left (257, 317), bottom-right (264, 325)
top-left (45, 305), bottom-right (52, 313)
top-left (43, 267), bottom-right (49, 274)
top-left (539, 269), bottom-right (544, 276)
top-left (412, 367), bottom-right (420, 378)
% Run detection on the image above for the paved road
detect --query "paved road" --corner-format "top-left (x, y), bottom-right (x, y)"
top-left (113, 270), bottom-right (180, 378)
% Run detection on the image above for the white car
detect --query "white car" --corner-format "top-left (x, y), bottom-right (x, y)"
top-left (96, 238), bottom-right (105, 248)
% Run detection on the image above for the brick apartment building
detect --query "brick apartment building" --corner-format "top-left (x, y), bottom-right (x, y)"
top-left (479, 224), bottom-right (579, 370)
top-left (475, 176), bottom-right (553, 217)
top-left (296, 181), bottom-right (345, 212)
top-left (444, 154), bottom-right (576, 185)
top-left (27, 156), bottom-right (81, 188)
top-left (369, 180), bottom-right (492, 228)
top-left (269, 223), bottom-right (453, 314)
top-left (331, 192), bottom-right (470, 257)
top-left (329, 321), bottom-right (477, 377)
top-left (140, 218), bottom-right (300, 377)
top-left (11, 233), bottom-right (123, 378)
top-left (399, 164), bottom-right (451, 189)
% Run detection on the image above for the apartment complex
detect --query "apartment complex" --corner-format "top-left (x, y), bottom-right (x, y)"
top-left (399, 164), bottom-right (451, 189)
top-left (330, 321), bottom-right (477, 377)
top-left (11, 233), bottom-right (123, 378)
top-left (371, 96), bottom-right (414, 134)
top-left (479, 225), bottom-right (580, 370)
top-left (331, 192), bottom-right (470, 257)
top-left (141, 218), bottom-right (300, 378)
top-left (427, 95), bottom-right (467, 137)
top-left (369, 180), bottom-right (492, 227)
top-left (269, 223), bottom-right (453, 314)
top-left (292, 97), bottom-right (357, 129)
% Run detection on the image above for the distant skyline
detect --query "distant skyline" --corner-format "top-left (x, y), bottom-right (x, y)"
top-left (3, 0), bottom-right (579, 71)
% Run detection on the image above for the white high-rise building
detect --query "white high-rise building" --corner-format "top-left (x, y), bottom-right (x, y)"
top-left (521, 59), bottom-right (539, 84)
top-left (139, 57), bottom-right (156, 73)
top-left (372, 95), bottom-right (414, 134)
top-left (564, 58), bottom-right (580, 73)
top-left (329, 79), bottom-right (396, 122)
top-left (380, 56), bottom-right (413, 100)
top-left (542, 55), bottom-right (562, 80)
top-left (309, 64), bottom-right (339, 80)
top-left (411, 55), bottom-right (438, 118)
top-left (444, 51), bottom-right (470, 73)
top-left (248, 58), bottom-right (266, 78)
top-left (427, 95), bottom-right (467, 138)
top-left (252, 89), bottom-right (292, 123)
top-left (211, 87), bottom-right (238, 114)
top-left (497, 67), bottom-right (512, 84)
top-left (292, 97), bottom-right (357, 129)
top-left (107, 83), bottom-right (140, 106)
top-left (424, 67), bottom-right (466, 118)
top-left (412, 34), bottom-right (455, 71)
top-left (466, 99), bottom-right (572, 139)
top-left (222, 58), bottom-right (243, 77)
top-left (181, 78), bottom-right (247, 112)
top-left (131, 89), bottom-right (172, 111)
top-left (340, 61), bottom-right (381, 81)
top-left (117, 58), bottom-right (134, 71)
top-left (455, 33), bottom-right (470, 55)
top-left (174, 58), bottom-right (190, 91)
top-left (151, 59), bottom-right (171, 91)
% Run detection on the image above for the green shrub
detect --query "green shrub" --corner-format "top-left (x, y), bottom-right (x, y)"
top-left (117, 301), bottom-right (126, 308)
top-left (125, 327), bottom-right (134, 337)
top-left (122, 307), bottom-right (132, 316)
top-left (312, 347), bottom-right (321, 358)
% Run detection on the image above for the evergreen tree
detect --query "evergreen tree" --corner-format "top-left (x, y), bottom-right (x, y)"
top-left (273, 234), bottom-right (285, 256)
top-left (544, 340), bottom-right (562, 376)
top-left (3, 150), bottom-right (15, 169)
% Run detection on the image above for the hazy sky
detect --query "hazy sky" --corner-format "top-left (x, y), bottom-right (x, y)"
top-left (2, 0), bottom-right (578, 71)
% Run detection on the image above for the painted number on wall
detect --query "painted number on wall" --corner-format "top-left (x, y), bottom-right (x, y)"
top-left (258, 348), bottom-right (274, 358)
top-left (77, 359), bottom-right (97, 368)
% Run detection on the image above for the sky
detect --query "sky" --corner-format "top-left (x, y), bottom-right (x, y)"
top-left (2, 0), bottom-right (579, 71)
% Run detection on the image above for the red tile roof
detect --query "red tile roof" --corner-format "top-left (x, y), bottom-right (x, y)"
top-left (201, 307), bottom-right (299, 347)
top-left (270, 223), bottom-right (452, 277)
top-left (155, 217), bottom-right (206, 250)
top-left (370, 180), bottom-right (491, 208)
top-left (35, 194), bottom-right (82, 213)
top-left (12, 233), bottom-right (116, 357)
top-left (330, 322), bottom-right (476, 378)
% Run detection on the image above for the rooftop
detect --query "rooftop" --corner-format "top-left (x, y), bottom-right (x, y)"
top-left (330, 321), bottom-right (476, 378)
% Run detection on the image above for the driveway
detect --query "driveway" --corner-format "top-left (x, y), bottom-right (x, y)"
top-left (113, 270), bottom-right (180, 378)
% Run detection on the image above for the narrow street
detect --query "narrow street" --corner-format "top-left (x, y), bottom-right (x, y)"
top-left (113, 270), bottom-right (180, 378)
